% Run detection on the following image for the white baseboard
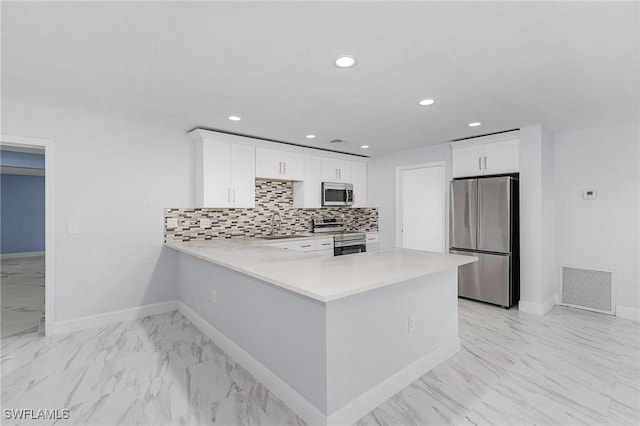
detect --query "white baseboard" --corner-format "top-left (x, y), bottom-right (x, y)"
top-left (327, 338), bottom-right (460, 426)
top-left (0, 251), bottom-right (45, 259)
top-left (51, 300), bottom-right (179, 335)
top-left (177, 301), bottom-right (327, 426)
top-left (518, 296), bottom-right (556, 316)
top-left (616, 305), bottom-right (640, 322)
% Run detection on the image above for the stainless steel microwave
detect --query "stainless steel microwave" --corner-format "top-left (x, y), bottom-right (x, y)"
top-left (322, 182), bottom-right (354, 206)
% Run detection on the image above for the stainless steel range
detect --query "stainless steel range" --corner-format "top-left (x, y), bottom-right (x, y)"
top-left (312, 217), bottom-right (366, 256)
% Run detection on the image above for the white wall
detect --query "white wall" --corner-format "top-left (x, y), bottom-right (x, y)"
top-left (2, 102), bottom-right (192, 321)
top-left (518, 125), bottom-right (557, 314)
top-left (368, 143), bottom-right (451, 249)
top-left (554, 122), bottom-right (640, 319)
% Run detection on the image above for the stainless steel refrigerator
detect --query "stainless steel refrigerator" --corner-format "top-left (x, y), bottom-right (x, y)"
top-left (449, 176), bottom-right (519, 307)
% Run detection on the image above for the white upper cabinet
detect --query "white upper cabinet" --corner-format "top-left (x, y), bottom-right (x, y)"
top-left (452, 145), bottom-right (485, 177)
top-left (255, 148), bottom-right (305, 181)
top-left (321, 158), bottom-right (352, 183)
top-left (451, 131), bottom-right (520, 178)
top-left (192, 135), bottom-right (255, 208)
top-left (482, 140), bottom-right (519, 175)
top-left (350, 161), bottom-right (367, 208)
top-left (229, 144), bottom-right (256, 207)
top-left (293, 155), bottom-right (322, 208)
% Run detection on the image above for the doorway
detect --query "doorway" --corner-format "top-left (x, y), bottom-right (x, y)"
top-left (1, 135), bottom-right (53, 337)
top-left (396, 162), bottom-right (446, 252)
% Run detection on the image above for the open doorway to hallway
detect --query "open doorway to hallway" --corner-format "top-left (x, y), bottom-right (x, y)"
top-left (1, 142), bottom-right (47, 338)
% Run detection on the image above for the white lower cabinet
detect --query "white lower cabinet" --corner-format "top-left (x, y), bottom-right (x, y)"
top-left (366, 232), bottom-right (379, 251)
top-left (316, 238), bottom-right (334, 255)
top-left (266, 237), bottom-right (334, 255)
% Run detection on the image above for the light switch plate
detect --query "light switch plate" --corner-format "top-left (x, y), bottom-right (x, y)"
top-left (167, 218), bottom-right (178, 228)
top-left (583, 190), bottom-right (597, 200)
top-left (200, 218), bottom-right (211, 229)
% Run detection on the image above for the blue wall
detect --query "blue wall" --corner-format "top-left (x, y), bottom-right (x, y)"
top-left (1, 174), bottom-right (45, 254)
top-left (0, 150), bottom-right (45, 169)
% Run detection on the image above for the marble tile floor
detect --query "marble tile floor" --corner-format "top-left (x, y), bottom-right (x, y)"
top-left (1, 299), bottom-right (638, 425)
top-left (1, 255), bottom-right (45, 339)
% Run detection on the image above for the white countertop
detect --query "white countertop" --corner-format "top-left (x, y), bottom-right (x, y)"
top-left (166, 238), bottom-right (477, 302)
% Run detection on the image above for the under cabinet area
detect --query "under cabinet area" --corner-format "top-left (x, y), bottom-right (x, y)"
top-left (451, 131), bottom-right (519, 178)
top-left (255, 148), bottom-right (305, 181)
top-left (194, 139), bottom-right (255, 208)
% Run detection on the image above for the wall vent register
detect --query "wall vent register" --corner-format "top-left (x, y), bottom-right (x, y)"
top-left (560, 266), bottom-right (614, 315)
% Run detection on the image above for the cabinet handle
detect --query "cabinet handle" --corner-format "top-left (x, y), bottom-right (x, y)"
top-left (478, 157), bottom-right (482, 170)
top-left (484, 156), bottom-right (487, 170)
top-left (283, 162), bottom-right (286, 174)
top-left (232, 189), bottom-right (236, 202)
top-left (321, 242), bottom-right (331, 246)
top-left (279, 162), bottom-right (282, 174)
top-left (301, 244), bottom-right (312, 248)
top-left (227, 188), bottom-right (231, 202)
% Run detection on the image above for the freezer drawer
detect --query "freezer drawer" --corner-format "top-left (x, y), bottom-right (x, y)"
top-left (451, 250), bottom-right (511, 307)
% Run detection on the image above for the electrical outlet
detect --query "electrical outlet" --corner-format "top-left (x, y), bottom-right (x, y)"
top-left (211, 289), bottom-right (217, 303)
top-left (67, 222), bottom-right (79, 234)
top-left (200, 218), bottom-right (211, 229)
top-left (167, 218), bottom-right (178, 228)
top-left (408, 315), bottom-right (415, 333)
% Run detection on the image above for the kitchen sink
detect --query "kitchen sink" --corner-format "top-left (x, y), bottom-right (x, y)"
top-left (258, 234), bottom-right (312, 240)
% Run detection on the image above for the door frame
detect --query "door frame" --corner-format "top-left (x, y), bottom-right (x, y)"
top-left (395, 161), bottom-right (447, 251)
top-left (1, 134), bottom-right (54, 336)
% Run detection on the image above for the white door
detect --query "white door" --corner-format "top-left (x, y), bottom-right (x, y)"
top-left (397, 164), bottom-right (445, 252)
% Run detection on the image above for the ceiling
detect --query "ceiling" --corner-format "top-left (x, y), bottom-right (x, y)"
top-left (2, 2), bottom-right (638, 156)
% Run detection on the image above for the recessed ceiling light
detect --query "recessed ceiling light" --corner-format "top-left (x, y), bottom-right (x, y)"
top-left (360, 145), bottom-right (369, 149)
top-left (228, 116), bottom-right (241, 121)
top-left (418, 99), bottom-right (435, 106)
top-left (468, 122), bottom-right (482, 127)
top-left (334, 56), bottom-right (356, 68)
top-left (306, 134), bottom-right (316, 139)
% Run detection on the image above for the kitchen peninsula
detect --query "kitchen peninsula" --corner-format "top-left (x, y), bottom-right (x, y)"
top-left (167, 239), bottom-right (476, 426)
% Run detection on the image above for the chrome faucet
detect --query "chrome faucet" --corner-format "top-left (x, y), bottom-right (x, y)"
top-left (270, 211), bottom-right (282, 235)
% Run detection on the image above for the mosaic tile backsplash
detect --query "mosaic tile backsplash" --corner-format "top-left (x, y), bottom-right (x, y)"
top-left (164, 180), bottom-right (378, 242)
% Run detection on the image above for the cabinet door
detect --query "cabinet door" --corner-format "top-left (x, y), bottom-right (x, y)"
top-left (483, 139), bottom-right (519, 175)
top-left (293, 155), bottom-right (322, 208)
top-left (198, 140), bottom-right (231, 207)
top-left (351, 161), bottom-right (367, 207)
top-left (229, 144), bottom-right (256, 208)
top-left (452, 145), bottom-right (484, 178)
top-left (281, 151), bottom-right (305, 181)
top-left (322, 158), bottom-right (352, 182)
top-left (255, 148), bottom-right (283, 180)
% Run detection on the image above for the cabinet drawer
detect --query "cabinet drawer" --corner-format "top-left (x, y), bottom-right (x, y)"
top-left (365, 233), bottom-right (379, 244)
top-left (316, 238), bottom-right (334, 251)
